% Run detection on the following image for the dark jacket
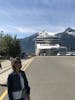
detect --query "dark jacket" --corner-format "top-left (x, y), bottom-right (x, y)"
top-left (7, 70), bottom-right (30, 100)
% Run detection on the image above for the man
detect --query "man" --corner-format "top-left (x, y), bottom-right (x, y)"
top-left (7, 57), bottom-right (30, 100)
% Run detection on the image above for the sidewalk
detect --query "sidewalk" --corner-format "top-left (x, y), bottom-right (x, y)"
top-left (0, 58), bottom-right (33, 85)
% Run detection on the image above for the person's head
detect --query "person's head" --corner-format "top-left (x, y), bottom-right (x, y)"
top-left (11, 57), bottom-right (22, 72)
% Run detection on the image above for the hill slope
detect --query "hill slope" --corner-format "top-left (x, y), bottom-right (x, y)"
top-left (19, 27), bottom-right (75, 55)
top-left (19, 33), bottom-right (38, 55)
top-left (55, 27), bottom-right (75, 51)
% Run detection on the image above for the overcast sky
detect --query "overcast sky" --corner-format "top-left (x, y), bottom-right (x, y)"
top-left (0, 0), bottom-right (75, 38)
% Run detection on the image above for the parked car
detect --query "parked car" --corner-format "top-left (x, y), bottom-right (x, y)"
top-left (57, 53), bottom-right (66, 56)
top-left (66, 52), bottom-right (75, 56)
top-left (66, 52), bottom-right (71, 56)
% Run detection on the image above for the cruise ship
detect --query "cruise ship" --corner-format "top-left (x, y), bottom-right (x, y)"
top-left (35, 31), bottom-right (66, 56)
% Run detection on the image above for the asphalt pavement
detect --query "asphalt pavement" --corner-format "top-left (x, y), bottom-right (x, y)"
top-left (1, 56), bottom-right (75, 100)
top-left (27, 56), bottom-right (75, 100)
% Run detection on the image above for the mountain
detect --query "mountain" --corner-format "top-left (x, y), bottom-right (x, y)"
top-left (19, 27), bottom-right (75, 55)
top-left (55, 27), bottom-right (75, 51)
top-left (19, 33), bottom-right (38, 55)
top-left (64, 27), bottom-right (75, 33)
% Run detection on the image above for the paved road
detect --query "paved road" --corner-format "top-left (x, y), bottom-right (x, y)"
top-left (0, 58), bottom-right (33, 100)
top-left (0, 58), bottom-right (33, 84)
top-left (1, 56), bottom-right (75, 100)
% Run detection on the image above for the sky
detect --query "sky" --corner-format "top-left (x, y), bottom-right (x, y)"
top-left (0, 0), bottom-right (75, 38)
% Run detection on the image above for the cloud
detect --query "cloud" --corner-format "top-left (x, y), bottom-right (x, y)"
top-left (0, 24), bottom-right (66, 33)
top-left (0, 0), bottom-right (75, 38)
top-left (0, 24), bottom-right (74, 38)
top-left (33, 0), bottom-right (50, 6)
top-left (15, 26), bottom-right (37, 33)
top-left (0, 0), bottom-right (74, 22)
